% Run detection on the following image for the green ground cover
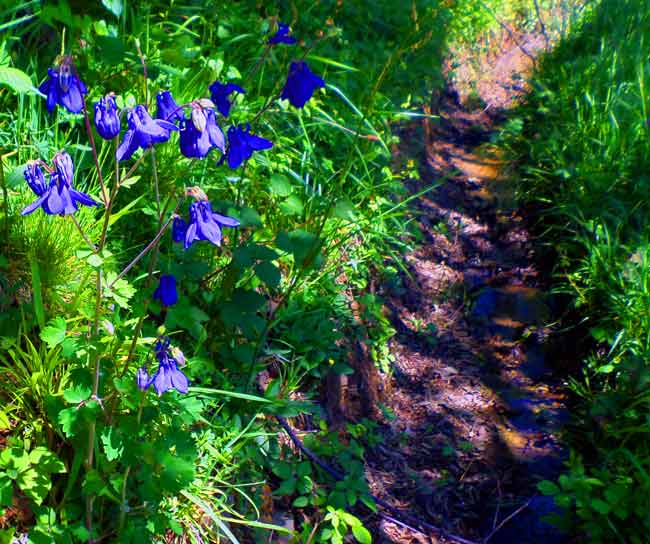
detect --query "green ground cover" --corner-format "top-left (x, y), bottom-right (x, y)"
top-left (502, 0), bottom-right (650, 541)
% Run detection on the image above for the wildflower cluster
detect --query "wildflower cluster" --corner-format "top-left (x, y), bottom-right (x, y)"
top-left (24, 20), bottom-right (325, 397)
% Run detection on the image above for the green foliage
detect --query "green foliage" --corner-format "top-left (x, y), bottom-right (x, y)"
top-left (0, 0), bottom-right (451, 541)
top-left (502, 0), bottom-right (650, 541)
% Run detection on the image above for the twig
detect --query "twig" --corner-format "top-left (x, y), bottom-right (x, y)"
top-left (482, 497), bottom-right (533, 543)
top-left (107, 199), bottom-right (182, 289)
top-left (275, 415), bottom-right (478, 544)
top-left (533, 0), bottom-right (550, 49)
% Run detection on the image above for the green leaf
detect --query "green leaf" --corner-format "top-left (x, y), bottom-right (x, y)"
top-left (16, 468), bottom-right (52, 505)
top-left (292, 496), bottom-right (309, 508)
top-left (351, 524), bottom-right (372, 543)
top-left (279, 195), bottom-right (304, 216)
top-left (591, 498), bottom-right (610, 515)
top-left (40, 317), bottom-right (67, 348)
top-left (100, 427), bottom-right (124, 461)
top-left (63, 384), bottom-right (91, 404)
top-left (0, 67), bottom-right (35, 95)
top-left (538, 480), bottom-right (560, 496)
top-left (28, 448), bottom-right (65, 474)
top-left (271, 461), bottom-right (293, 480)
top-left (255, 261), bottom-right (281, 289)
top-left (333, 199), bottom-right (357, 221)
top-left (269, 174), bottom-right (292, 197)
top-left (101, 0), bottom-right (123, 17)
top-left (0, 477), bottom-right (12, 507)
top-left (0, 411), bottom-right (10, 430)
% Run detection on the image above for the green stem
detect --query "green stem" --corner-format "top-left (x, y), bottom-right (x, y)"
top-left (82, 101), bottom-right (109, 206)
top-left (117, 392), bottom-right (146, 532)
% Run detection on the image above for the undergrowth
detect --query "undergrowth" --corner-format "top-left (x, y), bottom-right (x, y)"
top-left (502, 0), bottom-right (650, 541)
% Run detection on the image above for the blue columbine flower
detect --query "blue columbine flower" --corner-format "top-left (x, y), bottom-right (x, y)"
top-left (39, 58), bottom-right (87, 114)
top-left (172, 216), bottom-right (187, 243)
top-left (153, 274), bottom-right (179, 306)
top-left (225, 124), bottom-right (273, 169)
top-left (179, 105), bottom-right (225, 159)
top-left (208, 81), bottom-right (245, 118)
top-left (280, 61), bottom-right (325, 108)
top-left (173, 187), bottom-right (240, 249)
top-left (136, 367), bottom-right (151, 391)
top-left (156, 91), bottom-right (185, 123)
top-left (147, 338), bottom-right (189, 396)
top-left (268, 22), bottom-right (297, 45)
top-left (21, 151), bottom-right (99, 216)
top-left (116, 105), bottom-right (178, 162)
top-left (23, 162), bottom-right (47, 196)
top-left (94, 94), bottom-right (121, 140)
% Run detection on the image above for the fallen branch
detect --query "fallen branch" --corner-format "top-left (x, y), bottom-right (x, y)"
top-left (275, 415), bottom-right (478, 544)
top-left (482, 497), bottom-right (533, 543)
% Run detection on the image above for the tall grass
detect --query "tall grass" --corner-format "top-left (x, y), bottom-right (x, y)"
top-left (502, 0), bottom-right (650, 540)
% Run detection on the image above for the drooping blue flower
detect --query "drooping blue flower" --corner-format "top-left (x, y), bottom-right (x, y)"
top-left (94, 94), bottom-right (121, 140)
top-left (179, 106), bottom-right (225, 159)
top-left (268, 22), bottom-right (297, 45)
top-left (156, 91), bottom-right (185, 123)
top-left (153, 274), bottom-right (179, 306)
top-left (116, 105), bottom-right (178, 162)
top-left (173, 189), bottom-right (240, 249)
top-left (225, 124), bottom-right (273, 169)
top-left (172, 216), bottom-right (187, 243)
top-left (21, 151), bottom-right (100, 216)
top-left (147, 338), bottom-right (189, 396)
top-left (23, 162), bottom-right (47, 196)
top-left (280, 61), bottom-right (325, 108)
top-left (208, 81), bottom-right (245, 118)
top-left (136, 367), bottom-right (151, 391)
top-left (39, 59), bottom-right (87, 114)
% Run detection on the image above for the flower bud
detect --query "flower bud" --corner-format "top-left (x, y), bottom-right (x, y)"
top-left (94, 94), bottom-right (121, 140)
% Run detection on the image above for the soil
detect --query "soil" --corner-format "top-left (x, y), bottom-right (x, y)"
top-left (362, 28), bottom-right (572, 544)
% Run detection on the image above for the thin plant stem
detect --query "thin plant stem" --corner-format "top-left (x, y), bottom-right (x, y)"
top-left (151, 148), bottom-right (161, 225)
top-left (107, 201), bottom-right (181, 290)
top-left (82, 101), bottom-right (109, 205)
top-left (117, 392), bottom-right (146, 532)
top-left (71, 215), bottom-right (97, 251)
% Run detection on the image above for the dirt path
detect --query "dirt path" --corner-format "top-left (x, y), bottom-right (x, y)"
top-left (365, 33), bottom-right (571, 544)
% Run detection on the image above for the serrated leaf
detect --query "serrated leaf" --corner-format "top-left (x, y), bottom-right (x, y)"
top-left (28, 447), bottom-right (65, 474)
top-left (100, 427), bottom-right (124, 461)
top-left (119, 175), bottom-right (140, 189)
top-left (63, 384), bottom-right (91, 404)
top-left (16, 468), bottom-right (51, 505)
top-left (40, 317), bottom-right (66, 348)
top-left (0, 67), bottom-right (35, 95)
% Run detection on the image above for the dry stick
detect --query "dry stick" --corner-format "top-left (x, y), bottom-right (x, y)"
top-left (274, 415), bottom-right (478, 544)
top-left (477, 0), bottom-right (537, 64)
top-left (533, 0), bottom-right (551, 49)
top-left (107, 201), bottom-right (181, 290)
top-left (481, 497), bottom-right (533, 544)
